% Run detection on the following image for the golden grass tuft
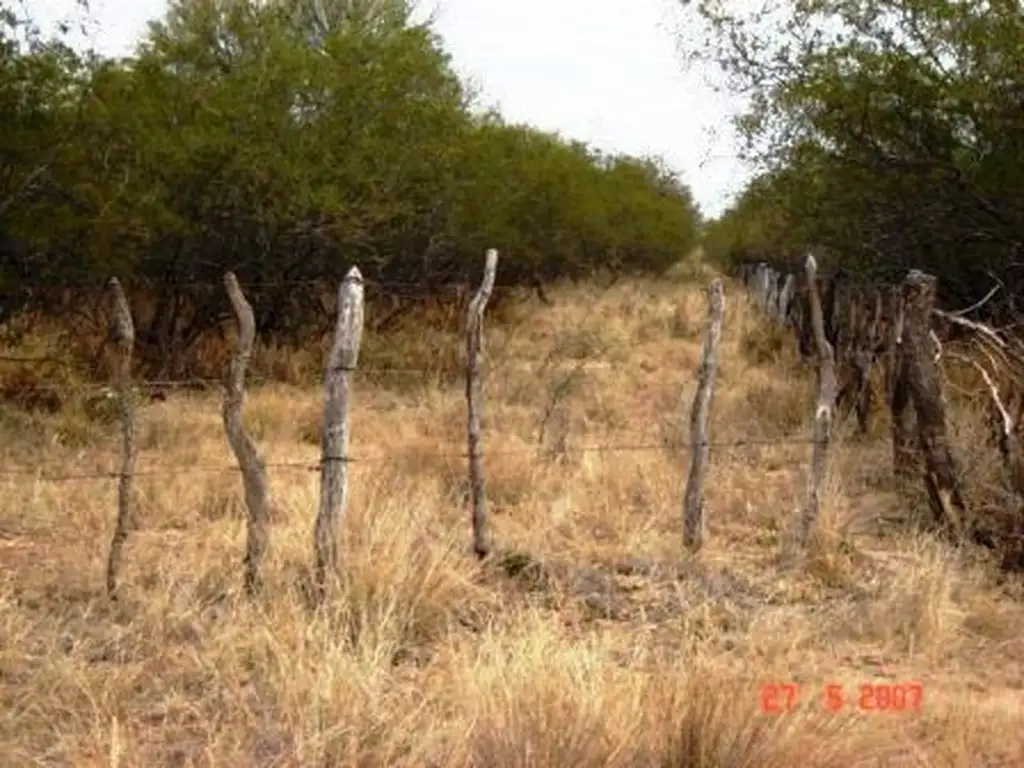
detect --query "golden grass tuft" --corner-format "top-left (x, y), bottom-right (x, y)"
top-left (1, 271), bottom-right (1023, 765)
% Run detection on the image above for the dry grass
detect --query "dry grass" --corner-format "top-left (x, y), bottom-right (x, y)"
top-left (1, 271), bottom-right (1023, 766)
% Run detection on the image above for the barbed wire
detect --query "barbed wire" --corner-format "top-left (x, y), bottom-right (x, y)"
top-left (0, 435), bottom-right (822, 484)
top-left (0, 275), bottom-right (829, 487)
top-left (0, 270), bottom-right (628, 390)
top-left (0, 368), bottom-right (460, 385)
top-left (0, 360), bottom-right (604, 399)
top-left (0, 275), bottom-right (535, 294)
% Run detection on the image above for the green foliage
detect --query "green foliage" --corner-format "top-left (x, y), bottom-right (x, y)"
top-left (0, 0), bottom-right (700, 375)
top-left (685, 0), bottom-right (1024, 310)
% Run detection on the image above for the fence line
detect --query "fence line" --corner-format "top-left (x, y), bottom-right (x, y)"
top-left (1, 363), bottom-right (623, 385)
top-left (0, 435), bottom-right (827, 484)
top-left (4, 250), bottom-right (905, 600)
top-left (0, 368), bottom-right (528, 403)
top-left (0, 275), bottom-right (530, 293)
top-left (735, 254), bottom-right (1024, 567)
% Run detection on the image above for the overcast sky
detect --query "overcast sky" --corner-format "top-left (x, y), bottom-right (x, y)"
top-left (28, 0), bottom-right (752, 217)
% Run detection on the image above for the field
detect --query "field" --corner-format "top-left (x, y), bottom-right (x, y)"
top-left (2, 263), bottom-right (1023, 766)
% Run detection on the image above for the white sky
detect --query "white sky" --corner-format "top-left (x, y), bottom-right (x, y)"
top-left (27, 0), bottom-right (752, 217)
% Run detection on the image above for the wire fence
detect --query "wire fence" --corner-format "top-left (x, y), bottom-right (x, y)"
top-left (0, 367), bottom-right (466, 390)
top-left (0, 435), bottom-right (822, 484)
top-left (0, 269), bottom-right (829, 489)
top-left (0, 274), bottom-right (530, 295)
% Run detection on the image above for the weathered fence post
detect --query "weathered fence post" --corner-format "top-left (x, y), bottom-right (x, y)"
top-left (851, 288), bottom-right (883, 436)
top-left (900, 270), bottom-right (967, 538)
top-left (887, 285), bottom-right (916, 478)
top-left (683, 278), bottom-right (725, 552)
top-left (792, 253), bottom-right (838, 548)
top-left (222, 272), bottom-right (273, 596)
top-left (466, 248), bottom-right (498, 559)
top-left (778, 273), bottom-right (796, 325)
top-left (313, 267), bottom-right (364, 602)
top-left (755, 263), bottom-right (772, 312)
top-left (105, 277), bottom-right (137, 597)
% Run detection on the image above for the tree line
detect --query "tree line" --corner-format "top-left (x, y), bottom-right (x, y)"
top-left (0, 0), bottom-right (700, 375)
top-left (684, 0), bottom-right (1024, 320)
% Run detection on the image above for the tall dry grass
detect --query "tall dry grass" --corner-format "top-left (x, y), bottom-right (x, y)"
top-left (1, 268), bottom-right (1023, 766)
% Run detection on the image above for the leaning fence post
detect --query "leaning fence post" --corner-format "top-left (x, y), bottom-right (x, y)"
top-left (683, 278), bottom-right (725, 552)
top-left (900, 270), bottom-right (967, 538)
top-left (313, 267), bottom-right (364, 603)
top-left (222, 272), bottom-right (273, 596)
top-left (466, 248), bottom-right (498, 559)
top-left (105, 277), bottom-right (137, 597)
top-left (792, 253), bottom-right (838, 549)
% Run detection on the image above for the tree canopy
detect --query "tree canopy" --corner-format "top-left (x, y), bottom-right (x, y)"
top-left (685, 0), bottom-right (1024, 314)
top-left (0, 0), bottom-right (700, 371)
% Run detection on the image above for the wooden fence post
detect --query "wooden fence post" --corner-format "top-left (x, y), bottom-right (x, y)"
top-left (466, 248), bottom-right (498, 559)
top-left (778, 273), bottom-right (796, 325)
top-left (887, 285), bottom-right (916, 478)
top-left (900, 270), bottom-right (967, 537)
top-left (313, 267), bottom-right (364, 602)
top-left (852, 287), bottom-right (883, 435)
top-left (105, 277), bottom-right (137, 597)
top-left (683, 278), bottom-right (725, 552)
top-left (792, 253), bottom-right (838, 548)
top-left (222, 272), bottom-right (273, 596)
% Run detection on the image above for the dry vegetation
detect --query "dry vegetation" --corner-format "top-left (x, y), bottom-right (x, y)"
top-left (2, 261), bottom-right (1024, 767)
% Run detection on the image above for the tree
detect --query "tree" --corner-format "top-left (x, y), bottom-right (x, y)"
top-left (682, 0), bottom-right (1024, 313)
top-left (1, 0), bottom-right (701, 378)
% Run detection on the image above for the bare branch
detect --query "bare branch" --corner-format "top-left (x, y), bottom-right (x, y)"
top-left (947, 352), bottom-right (1012, 436)
top-left (948, 283), bottom-right (1001, 317)
top-left (932, 308), bottom-right (1008, 349)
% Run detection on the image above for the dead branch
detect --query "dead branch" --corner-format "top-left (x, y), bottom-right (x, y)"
top-left (932, 308), bottom-right (1008, 350)
top-left (949, 284), bottom-right (1001, 317)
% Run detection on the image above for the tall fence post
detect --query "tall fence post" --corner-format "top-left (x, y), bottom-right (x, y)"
top-left (683, 278), bottom-right (725, 552)
top-left (792, 253), bottom-right (838, 549)
top-left (313, 267), bottom-right (364, 603)
top-left (900, 270), bottom-right (967, 538)
top-left (466, 248), bottom-right (498, 559)
top-left (222, 272), bottom-right (273, 596)
top-left (105, 277), bottom-right (137, 597)
top-left (887, 285), bottom-right (916, 478)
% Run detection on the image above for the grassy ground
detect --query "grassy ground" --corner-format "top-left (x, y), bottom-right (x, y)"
top-left (1, 262), bottom-right (1023, 766)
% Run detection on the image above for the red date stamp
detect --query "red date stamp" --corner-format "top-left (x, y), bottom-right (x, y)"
top-left (759, 681), bottom-right (923, 713)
